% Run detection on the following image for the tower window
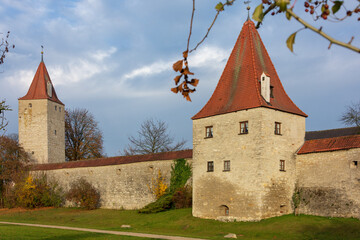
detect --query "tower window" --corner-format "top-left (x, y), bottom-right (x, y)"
top-left (280, 160), bottom-right (285, 171)
top-left (205, 126), bottom-right (213, 138)
top-left (59, 107), bottom-right (61, 112)
top-left (207, 161), bottom-right (214, 172)
top-left (54, 130), bottom-right (57, 135)
top-left (275, 122), bottom-right (282, 135)
top-left (351, 161), bottom-right (358, 169)
top-left (55, 106), bottom-right (57, 111)
top-left (239, 121), bottom-right (248, 134)
top-left (29, 103), bottom-right (32, 108)
top-left (224, 160), bottom-right (230, 171)
top-left (270, 86), bottom-right (274, 98)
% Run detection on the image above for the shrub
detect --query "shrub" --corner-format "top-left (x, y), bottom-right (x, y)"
top-left (148, 169), bottom-right (168, 199)
top-left (138, 194), bottom-right (173, 214)
top-left (15, 174), bottom-right (64, 209)
top-left (172, 186), bottom-right (192, 209)
top-left (169, 158), bottom-right (191, 194)
top-left (66, 178), bottom-right (100, 210)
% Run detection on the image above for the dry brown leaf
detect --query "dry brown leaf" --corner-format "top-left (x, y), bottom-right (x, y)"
top-left (172, 60), bottom-right (183, 72)
top-left (182, 66), bottom-right (194, 75)
top-left (189, 78), bottom-right (199, 87)
top-left (174, 75), bottom-right (182, 85)
top-left (171, 87), bottom-right (179, 94)
top-left (183, 50), bottom-right (188, 59)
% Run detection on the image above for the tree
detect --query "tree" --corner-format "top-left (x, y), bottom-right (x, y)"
top-left (122, 118), bottom-right (187, 156)
top-left (172, 0), bottom-right (359, 101)
top-left (341, 102), bottom-right (360, 128)
top-left (65, 108), bottom-right (104, 161)
top-left (0, 101), bottom-right (11, 134)
top-left (0, 135), bottom-right (30, 207)
top-left (0, 31), bottom-right (15, 66)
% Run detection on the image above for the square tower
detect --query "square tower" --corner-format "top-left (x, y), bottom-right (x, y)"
top-left (192, 20), bottom-right (307, 221)
top-left (18, 57), bottom-right (65, 164)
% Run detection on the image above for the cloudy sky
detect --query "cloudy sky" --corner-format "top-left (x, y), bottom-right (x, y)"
top-left (1, 0), bottom-right (359, 156)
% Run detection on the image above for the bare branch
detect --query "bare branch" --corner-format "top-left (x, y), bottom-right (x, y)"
top-left (187, 0), bottom-right (195, 52)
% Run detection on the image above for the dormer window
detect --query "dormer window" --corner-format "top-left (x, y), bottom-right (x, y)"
top-left (260, 72), bottom-right (270, 102)
top-left (47, 81), bottom-right (52, 98)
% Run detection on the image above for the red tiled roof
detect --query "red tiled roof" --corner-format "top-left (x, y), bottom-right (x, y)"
top-left (192, 20), bottom-right (307, 120)
top-left (297, 135), bottom-right (360, 155)
top-left (31, 149), bottom-right (193, 171)
top-left (19, 61), bottom-right (64, 105)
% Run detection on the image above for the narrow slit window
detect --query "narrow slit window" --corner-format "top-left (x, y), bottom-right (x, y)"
top-left (275, 122), bottom-right (281, 135)
top-left (205, 126), bottom-right (213, 138)
top-left (207, 161), bottom-right (214, 172)
top-left (280, 160), bottom-right (285, 172)
top-left (224, 160), bottom-right (230, 171)
top-left (240, 121), bottom-right (249, 134)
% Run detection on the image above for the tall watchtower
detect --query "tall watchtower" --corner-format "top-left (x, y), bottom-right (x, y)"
top-left (18, 53), bottom-right (65, 164)
top-left (192, 20), bottom-right (307, 221)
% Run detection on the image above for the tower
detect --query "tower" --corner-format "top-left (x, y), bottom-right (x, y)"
top-left (192, 20), bottom-right (307, 221)
top-left (18, 54), bottom-right (65, 164)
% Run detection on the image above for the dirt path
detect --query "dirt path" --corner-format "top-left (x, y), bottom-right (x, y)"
top-left (0, 221), bottom-right (208, 240)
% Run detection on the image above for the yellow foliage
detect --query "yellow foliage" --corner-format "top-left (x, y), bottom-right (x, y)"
top-left (148, 170), bottom-right (168, 199)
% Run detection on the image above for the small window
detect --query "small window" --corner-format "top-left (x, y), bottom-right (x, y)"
top-left (224, 160), bottom-right (230, 172)
top-left (29, 103), bottom-right (32, 108)
top-left (59, 107), bottom-right (61, 112)
top-left (351, 161), bottom-right (358, 169)
top-left (270, 86), bottom-right (274, 98)
top-left (280, 160), bottom-right (285, 172)
top-left (207, 161), bottom-right (214, 172)
top-left (54, 130), bottom-right (57, 135)
top-left (239, 121), bottom-right (248, 134)
top-left (205, 126), bottom-right (213, 138)
top-left (275, 122), bottom-right (281, 135)
top-left (31, 151), bottom-right (34, 155)
top-left (55, 106), bottom-right (57, 111)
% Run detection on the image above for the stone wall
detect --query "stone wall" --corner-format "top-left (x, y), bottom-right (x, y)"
top-left (33, 156), bottom-right (192, 210)
top-left (296, 148), bottom-right (360, 219)
top-left (192, 107), bottom-right (305, 221)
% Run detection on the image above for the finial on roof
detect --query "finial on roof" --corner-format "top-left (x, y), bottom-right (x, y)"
top-left (41, 45), bottom-right (44, 62)
top-left (244, 0), bottom-right (251, 20)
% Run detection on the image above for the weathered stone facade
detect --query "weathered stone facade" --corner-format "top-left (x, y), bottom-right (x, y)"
top-left (296, 148), bottom-right (360, 219)
top-left (19, 99), bottom-right (65, 164)
top-left (192, 107), bottom-right (305, 221)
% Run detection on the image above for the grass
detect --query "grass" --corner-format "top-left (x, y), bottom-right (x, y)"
top-left (0, 224), bottom-right (160, 240)
top-left (0, 208), bottom-right (359, 240)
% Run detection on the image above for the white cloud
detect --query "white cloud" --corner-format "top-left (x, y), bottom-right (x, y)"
top-left (123, 61), bottom-right (170, 80)
top-left (90, 47), bottom-right (117, 61)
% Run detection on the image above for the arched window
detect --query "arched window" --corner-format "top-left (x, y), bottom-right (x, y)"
top-left (220, 205), bottom-right (229, 216)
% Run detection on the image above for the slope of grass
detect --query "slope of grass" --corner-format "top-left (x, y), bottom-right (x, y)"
top-left (0, 208), bottom-right (359, 240)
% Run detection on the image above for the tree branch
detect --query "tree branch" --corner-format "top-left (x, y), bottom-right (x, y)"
top-left (286, 8), bottom-right (360, 53)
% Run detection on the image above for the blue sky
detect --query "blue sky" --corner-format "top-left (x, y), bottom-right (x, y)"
top-left (1, 0), bottom-right (359, 156)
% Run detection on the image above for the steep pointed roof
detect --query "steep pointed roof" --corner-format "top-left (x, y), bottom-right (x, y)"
top-left (19, 60), bottom-right (64, 105)
top-left (192, 20), bottom-right (306, 120)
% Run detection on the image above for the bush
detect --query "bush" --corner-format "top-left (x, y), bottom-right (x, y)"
top-left (172, 186), bottom-right (192, 209)
top-left (15, 174), bottom-right (64, 209)
top-left (139, 158), bottom-right (192, 213)
top-left (66, 178), bottom-right (100, 210)
top-left (138, 194), bottom-right (173, 214)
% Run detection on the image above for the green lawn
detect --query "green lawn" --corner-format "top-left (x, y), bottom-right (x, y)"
top-left (0, 208), bottom-right (359, 240)
top-left (0, 224), bottom-right (160, 240)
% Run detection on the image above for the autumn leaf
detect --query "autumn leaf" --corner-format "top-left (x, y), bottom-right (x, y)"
top-left (172, 60), bottom-right (183, 72)
top-left (182, 91), bottom-right (191, 102)
top-left (189, 78), bottom-right (199, 87)
top-left (215, 2), bottom-right (224, 11)
top-left (171, 87), bottom-right (179, 94)
top-left (174, 75), bottom-right (182, 85)
top-left (286, 31), bottom-right (297, 53)
top-left (183, 50), bottom-right (188, 59)
top-left (182, 66), bottom-right (194, 75)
